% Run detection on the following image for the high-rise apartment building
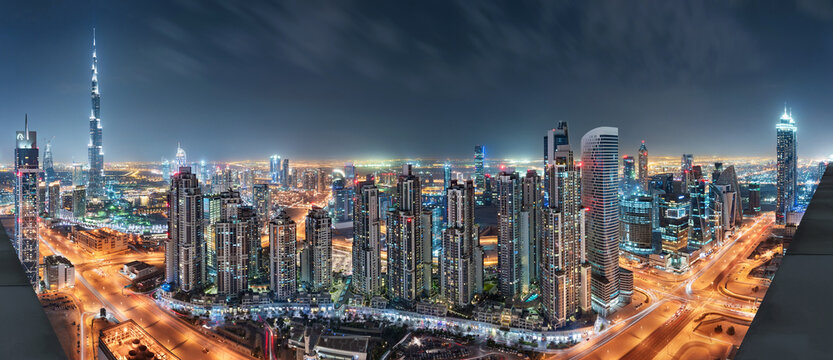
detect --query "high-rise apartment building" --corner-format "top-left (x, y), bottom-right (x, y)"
top-left (14, 116), bottom-right (40, 287)
top-left (331, 178), bottom-right (354, 223)
top-left (253, 183), bottom-right (271, 225)
top-left (215, 191), bottom-right (258, 295)
top-left (521, 170), bottom-right (542, 286)
top-left (270, 155), bottom-right (281, 184)
top-left (387, 164), bottom-right (428, 302)
top-left (87, 30), bottom-right (104, 197)
top-left (497, 171), bottom-right (521, 298)
top-left (281, 158), bottom-right (291, 188)
top-left (776, 107), bottom-right (797, 225)
top-left (72, 185), bottom-right (87, 219)
top-left (43, 139), bottom-right (55, 184)
top-left (166, 167), bottom-right (204, 292)
top-left (581, 127), bottom-right (622, 317)
top-left (47, 181), bottom-right (61, 218)
top-left (302, 207), bottom-right (332, 292)
top-left (269, 210), bottom-right (296, 301)
top-left (352, 175), bottom-right (382, 296)
top-left (441, 179), bottom-right (482, 306)
top-left (474, 145), bottom-right (485, 204)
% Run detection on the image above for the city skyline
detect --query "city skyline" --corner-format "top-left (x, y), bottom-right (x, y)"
top-left (4, 1), bottom-right (833, 164)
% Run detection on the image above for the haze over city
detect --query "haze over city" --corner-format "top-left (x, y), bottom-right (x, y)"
top-left (3, 1), bottom-right (833, 163)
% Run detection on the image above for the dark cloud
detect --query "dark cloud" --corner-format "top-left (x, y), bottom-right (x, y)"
top-left (1, 0), bottom-right (833, 163)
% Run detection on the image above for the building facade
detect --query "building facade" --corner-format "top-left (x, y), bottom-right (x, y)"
top-left (352, 175), bottom-right (382, 296)
top-left (269, 210), bottom-right (296, 301)
top-left (14, 116), bottom-right (40, 287)
top-left (303, 207), bottom-right (332, 291)
top-left (497, 171), bottom-right (522, 298)
top-left (776, 108), bottom-right (797, 225)
top-left (166, 167), bottom-right (204, 292)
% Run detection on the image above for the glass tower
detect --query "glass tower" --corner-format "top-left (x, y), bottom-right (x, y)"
top-left (776, 107), bottom-right (797, 225)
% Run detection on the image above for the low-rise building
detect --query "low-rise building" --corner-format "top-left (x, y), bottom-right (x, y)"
top-left (288, 325), bottom-right (370, 360)
top-left (415, 301), bottom-right (448, 317)
top-left (123, 261), bottom-right (158, 280)
top-left (44, 255), bottom-right (75, 290)
top-left (72, 227), bottom-right (128, 254)
top-left (98, 319), bottom-right (179, 360)
top-left (369, 296), bottom-right (388, 309)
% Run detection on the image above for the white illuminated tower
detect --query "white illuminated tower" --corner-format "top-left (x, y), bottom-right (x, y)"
top-left (175, 143), bottom-right (187, 170)
top-left (88, 29), bottom-right (105, 197)
top-left (269, 210), bottom-right (296, 301)
top-left (14, 115), bottom-right (41, 287)
top-left (581, 127), bottom-right (621, 317)
top-left (776, 107), bottom-right (797, 225)
top-left (166, 167), bottom-right (204, 292)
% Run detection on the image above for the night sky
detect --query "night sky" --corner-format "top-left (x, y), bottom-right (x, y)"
top-left (2, 1), bottom-right (833, 164)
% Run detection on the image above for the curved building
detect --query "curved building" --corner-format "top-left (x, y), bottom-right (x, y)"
top-left (620, 195), bottom-right (653, 255)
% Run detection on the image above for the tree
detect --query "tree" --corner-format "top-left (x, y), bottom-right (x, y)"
top-left (714, 325), bottom-right (723, 333)
top-left (727, 326), bottom-right (736, 335)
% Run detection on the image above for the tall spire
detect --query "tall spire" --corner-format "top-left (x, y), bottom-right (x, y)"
top-left (88, 27), bottom-right (105, 197)
top-left (24, 113), bottom-right (28, 140)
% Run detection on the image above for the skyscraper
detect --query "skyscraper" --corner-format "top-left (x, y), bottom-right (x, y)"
top-left (622, 155), bottom-right (636, 194)
top-left (776, 107), bottom-right (797, 225)
top-left (352, 175), bottom-right (382, 296)
top-left (281, 158), bottom-right (291, 188)
top-left (443, 162), bottom-right (452, 223)
top-left (175, 143), bottom-right (187, 170)
top-left (638, 141), bottom-right (648, 191)
top-left (387, 164), bottom-right (427, 302)
top-left (14, 115), bottom-right (40, 287)
top-left (43, 138), bottom-right (55, 184)
top-left (474, 145), bottom-right (485, 204)
top-left (680, 154), bottom-right (694, 190)
top-left (521, 170), bottom-right (542, 286)
top-left (540, 124), bottom-right (590, 328)
top-left (48, 181), bottom-right (61, 218)
top-left (302, 207), bottom-right (332, 292)
top-left (620, 195), bottom-right (653, 255)
top-left (581, 127), bottom-right (622, 316)
top-left (252, 183), bottom-right (271, 226)
top-left (497, 171), bottom-right (522, 298)
top-left (87, 29), bottom-right (105, 197)
top-left (215, 191), bottom-right (258, 295)
top-left (166, 167), bottom-right (204, 292)
top-left (441, 179), bottom-right (482, 306)
top-left (72, 185), bottom-right (87, 219)
top-left (269, 210), bottom-right (296, 301)
top-left (270, 155), bottom-right (281, 184)
top-left (749, 182), bottom-right (761, 214)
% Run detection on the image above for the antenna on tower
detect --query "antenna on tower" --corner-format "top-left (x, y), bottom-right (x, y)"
top-left (24, 114), bottom-right (29, 140)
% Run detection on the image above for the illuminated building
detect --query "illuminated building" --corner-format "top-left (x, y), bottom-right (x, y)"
top-left (441, 179), bottom-right (482, 306)
top-left (270, 154), bottom-right (281, 184)
top-left (540, 124), bottom-right (590, 327)
top-left (87, 29), bottom-right (104, 197)
top-left (14, 115), bottom-right (40, 287)
top-left (269, 210), bottom-right (296, 301)
top-left (715, 165), bottom-right (743, 231)
top-left (215, 192), bottom-right (257, 295)
top-left (37, 183), bottom-right (46, 215)
top-left (72, 185), bottom-right (87, 219)
top-left (72, 227), bottom-right (128, 254)
top-left (688, 180), bottom-right (713, 249)
top-left (72, 162), bottom-right (84, 186)
top-left (649, 173), bottom-right (675, 195)
top-left (443, 162), bottom-right (452, 223)
top-left (658, 194), bottom-right (689, 252)
top-left (680, 154), bottom-right (693, 190)
top-left (302, 207), bottom-right (332, 292)
top-left (344, 162), bottom-right (356, 180)
top-left (352, 175), bottom-right (382, 296)
top-left (98, 320), bottom-right (179, 360)
top-left (474, 145), bottom-right (485, 204)
top-left (43, 139), bottom-right (55, 184)
top-left (638, 141), bottom-right (648, 190)
top-left (544, 122), bottom-right (573, 207)
top-left (776, 106), bottom-right (797, 225)
top-left (712, 162), bottom-right (723, 183)
top-left (419, 209), bottom-right (433, 296)
top-left (253, 183), bottom-right (271, 225)
top-left (622, 155), bottom-right (636, 194)
top-left (497, 171), bottom-right (521, 298)
top-left (620, 195), bottom-right (653, 255)
top-left (749, 182), bottom-right (761, 214)
top-left (521, 170), bottom-right (542, 287)
top-left (47, 181), bottom-right (60, 218)
top-left (43, 255), bottom-right (75, 290)
top-left (166, 167), bottom-right (204, 292)
top-left (331, 177), bottom-right (353, 223)
top-left (282, 158), bottom-right (291, 188)
top-left (581, 126), bottom-right (622, 316)
top-left (174, 143), bottom-right (187, 169)
top-left (386, 165), bottom-right (427, 302)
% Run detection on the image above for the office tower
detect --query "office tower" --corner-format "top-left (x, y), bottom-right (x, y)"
top-left (87, 30), bottom-right (104, 197)
top-left (161, 159), bottom-right (170, 180)
top-left (281, 158), bottom-right (291, 188)
top-left (714, 165), bottom-right (743, 231)
top-left (269, 210), bottom-right (296, 301)
top-left (620, 195), bottom-right (653, 255)
top-left (709, 184), bottom-right (725, 244)
top-left (474, 145), bottom-right (485, 204)
top-left (43, 139), bottom-right (55, 184)
top-left (37, 183), bottom-right (47, 215)
top-left (302, 207), bottom-right (332, 291)
top-left (301, 169), bottom-right (317, 191)
top-left (540, 124), bottom-right (589, 328)
top-left (521, 170), bottom-right (542, 285)
top-left (638, 141), bottom-right (648, 191)
top-left (622, 155), bottom-right (636, 194)
top-left (270, 155), bottom-right (281, 184)
top-left (72, 163), bottom-right (85, 186)
top-left (252, 183), bottom-right (271, 225)
top-left (712, 162), bottom-right (724, 183)
top-left (689, 180), bottom-right (713, 249)
top-left (352, 175), bottom-right (382, 296)
top-left (318, 168), bottom-right (329, 192)
top-left (441, 179), bottom-right (482, 306)
top-left (658, 194), bottom-right (690, 252)
top-left (776, 107), bottom-right (797, 225)
top-left (649, 173), bottom-right (675, 195)
top-left (581, 127), bottom-right (621, 316)
top-left (48, 181), bottom-right (60, 218)
top-left (14, 115), bottom-right (40, 287)
top-left (749, 182), bottom-right (761, 214)
top-left (497, 171), bottom-right (521, 298)
top-left (680, 154), bottom-right (694, 189)
top-left (331, 178), bottom-right (354, 223)
top-left (166, 167), bottom-right (204, 292)
top-left (387, 164), bottom-right (426, 302)
top-left (344, 162), bottom-right (356, 181)
top-left (72, 185), bottom-right (87, 219)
